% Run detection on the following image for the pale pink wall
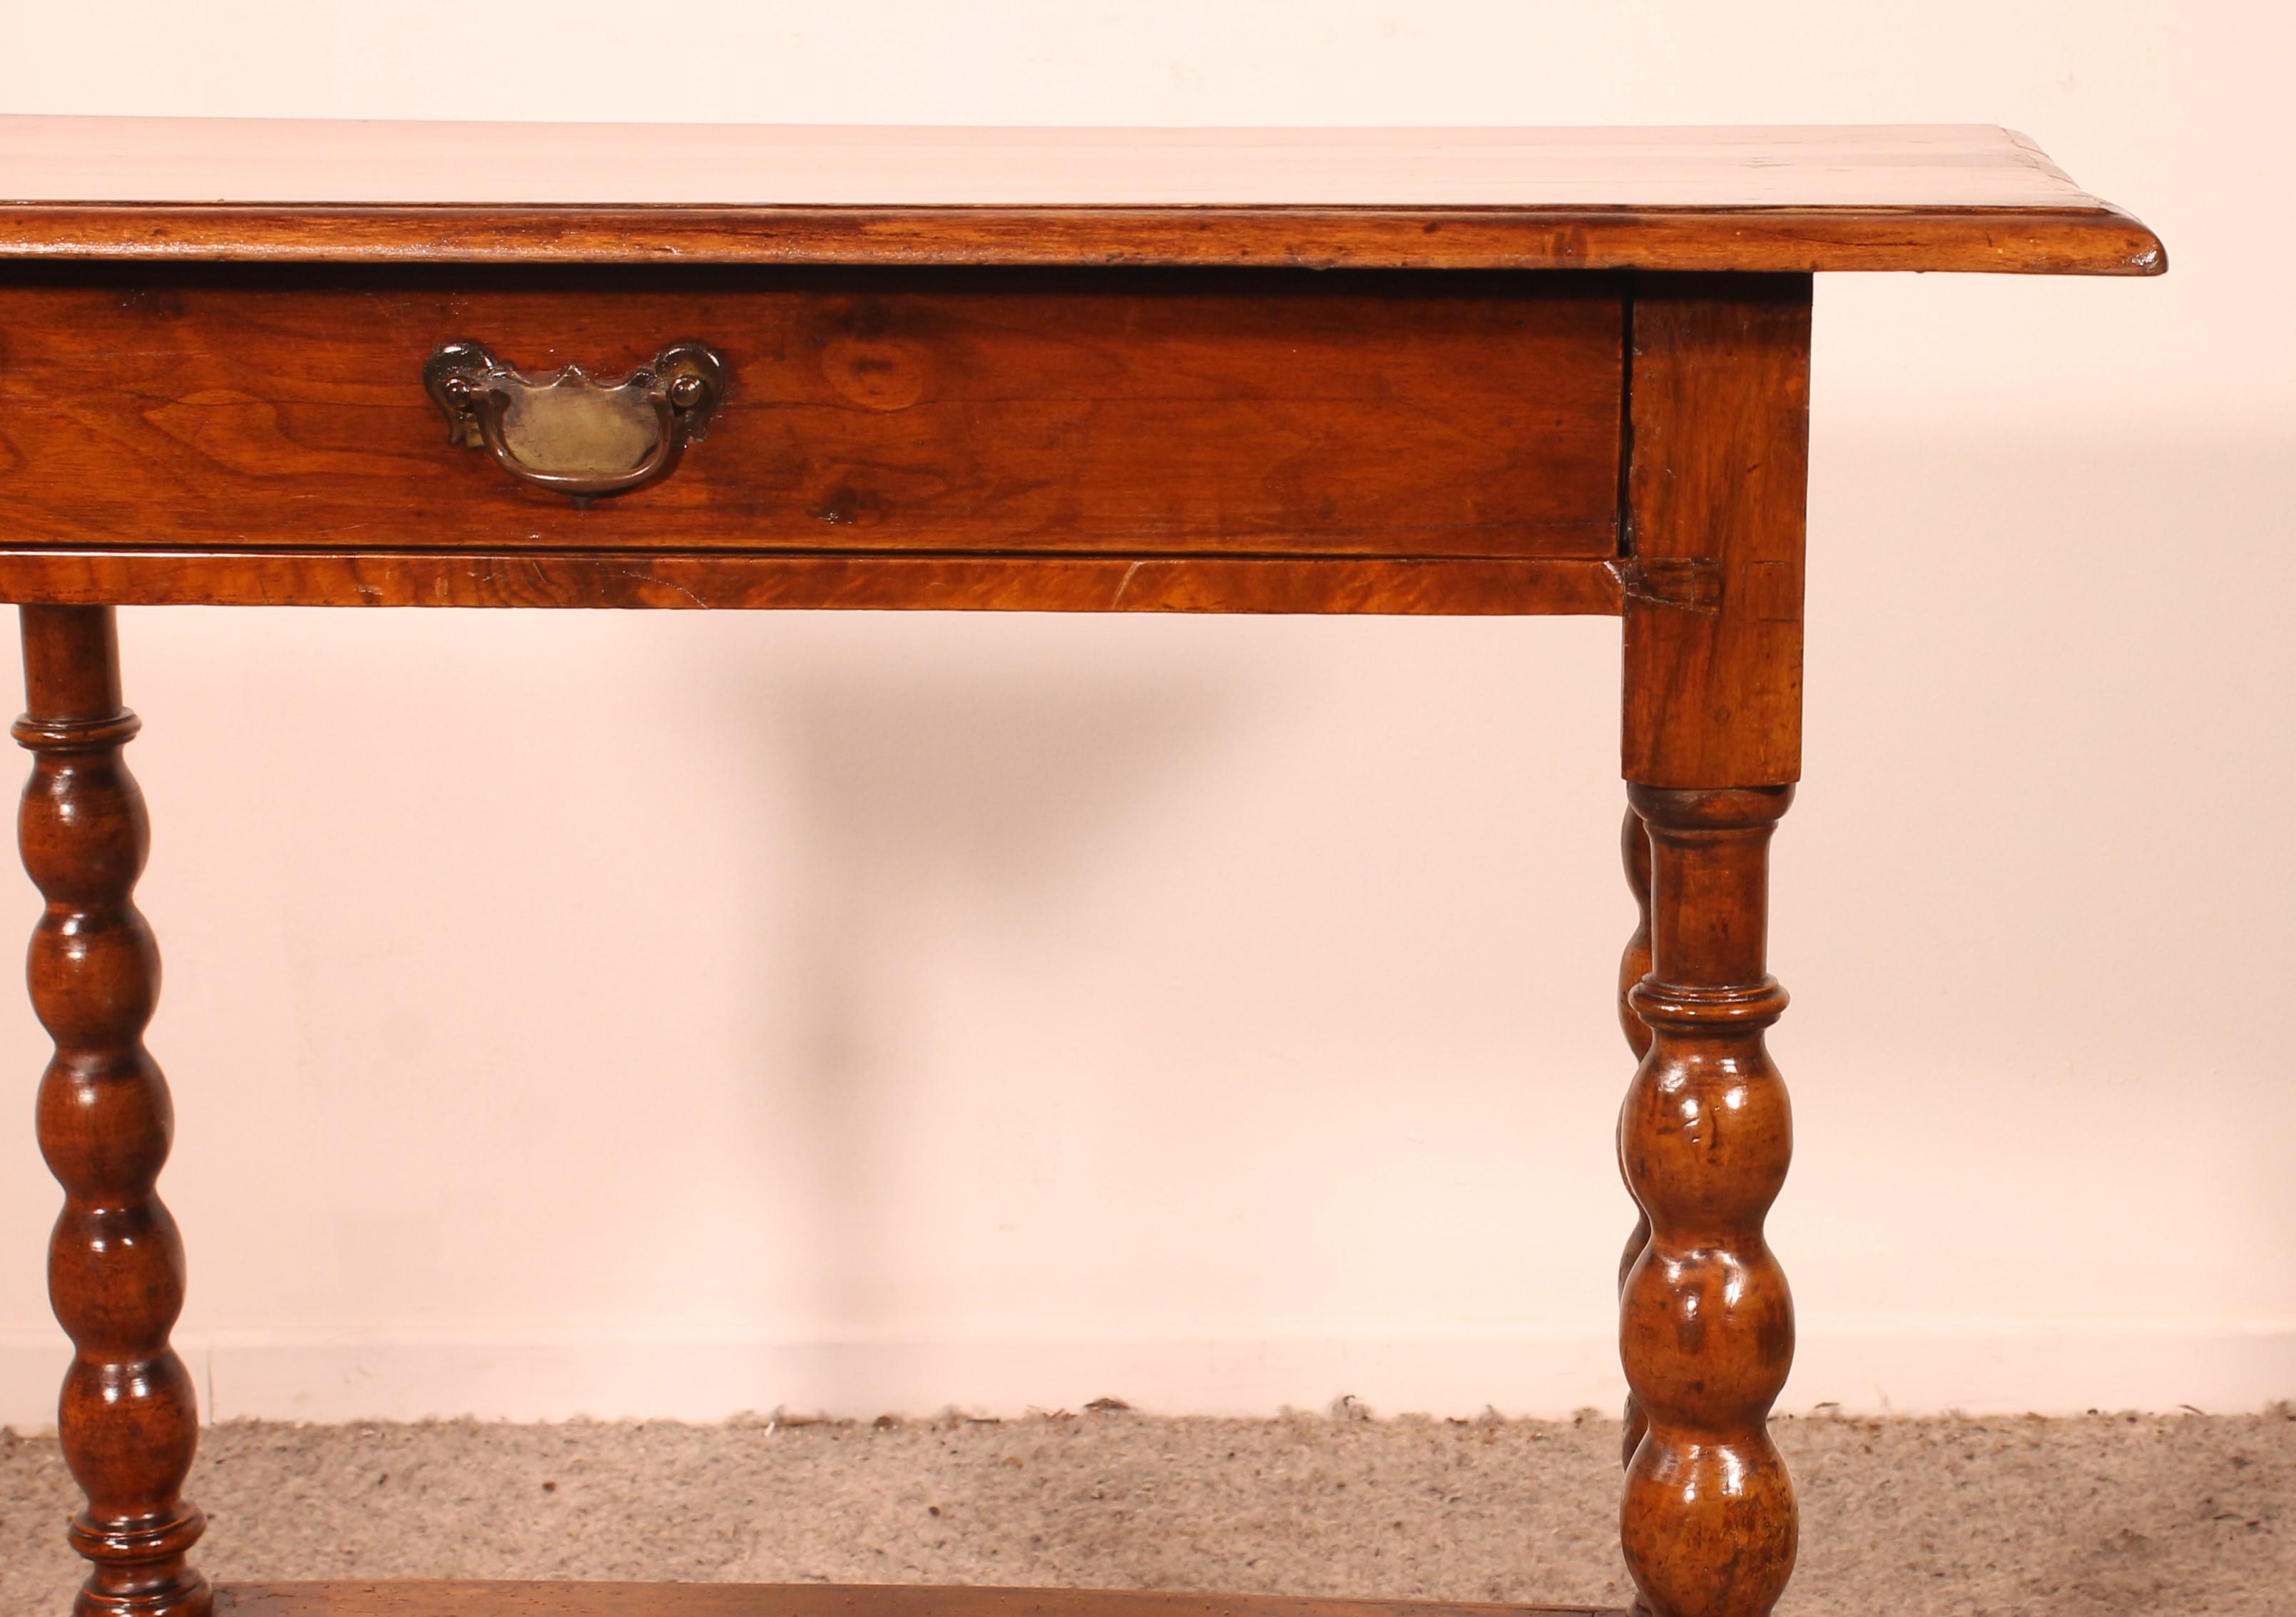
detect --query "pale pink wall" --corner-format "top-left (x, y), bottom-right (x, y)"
top-left (0, 0), bottom-right (2286, 1423)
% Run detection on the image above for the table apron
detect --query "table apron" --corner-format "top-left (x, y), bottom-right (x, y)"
top-left (0, 265), bottom-right (1629, 601)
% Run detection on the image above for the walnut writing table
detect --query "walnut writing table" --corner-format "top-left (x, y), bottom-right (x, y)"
top-left (0, 120), bottom-right (2161, 1617)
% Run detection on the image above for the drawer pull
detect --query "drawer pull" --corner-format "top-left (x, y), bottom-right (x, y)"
top-left (424, 340), bottom-right (726, 500)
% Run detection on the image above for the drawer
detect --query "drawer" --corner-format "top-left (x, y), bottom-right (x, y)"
top-left (0, 267), bottom-right (1623, 559)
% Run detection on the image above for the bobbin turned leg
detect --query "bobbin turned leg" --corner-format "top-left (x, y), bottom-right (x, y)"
top-left (1615, 273), bottom-right (1812, 1617)
top-left (1618, 785), bottom-right (1796, 1617)
top-left (1616, 805), bottom-right (1654, 1469)
top-left (18, 606), bottom-right (210, 1617)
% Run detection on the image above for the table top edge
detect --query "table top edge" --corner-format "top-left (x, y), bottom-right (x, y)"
top-left (0, 200), bottom-right (2165, 276)
top-left (0, 118), bottom-right (2163, 274)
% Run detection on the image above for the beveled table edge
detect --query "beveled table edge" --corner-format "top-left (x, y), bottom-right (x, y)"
top-left (0, 201), bottom-right (2165, 275)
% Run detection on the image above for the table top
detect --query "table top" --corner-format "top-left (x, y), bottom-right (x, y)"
top-left (0, 118), bottom-right (2160, 275)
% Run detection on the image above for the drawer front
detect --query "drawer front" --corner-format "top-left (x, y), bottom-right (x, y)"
top-left (0, 267), bottom-right (1623, 558)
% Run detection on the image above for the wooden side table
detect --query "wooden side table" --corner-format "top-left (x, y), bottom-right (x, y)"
top-left (0, 118), bottom-right (2160, 1617)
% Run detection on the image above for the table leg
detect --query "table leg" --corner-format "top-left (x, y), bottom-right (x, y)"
top-left (1616, 805), bottom-right (1653, 1471)
top-left (1616, 785), bottom-right (1796, 1617)
top-left (1614, 275), bottom-right (1811, 1617)
top-left (17, 606), bottom-right (210, 1617)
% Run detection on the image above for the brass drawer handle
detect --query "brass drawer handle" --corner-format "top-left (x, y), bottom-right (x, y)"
top-left (424, 340), bottom-right (726, 500)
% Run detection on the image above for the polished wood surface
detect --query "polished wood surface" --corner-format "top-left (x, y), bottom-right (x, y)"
top-left (0, 203), bottom-right (2163, 276)
top-left (0, 121), bottom-right (2160, 275)
top-left (1, 115), bottom-right (2163, 1617)
top-left (1620, 277), bottom-right (1811, 789)
top-left (0, 121), bottom-right (2131, 207)
top-left (17, 606), bottom-right (210, 1617)
top-left (211, 1586), bottom-right (1619, 1617)
top-left (0, 268), bottom-right (1623, 561)
top-left (1618, 786), bottom-right (1798, 1617)
top-left (0, 551), bottom-right (1626, 615)
top-left (1615, 807), bottom-right (1655, 1471)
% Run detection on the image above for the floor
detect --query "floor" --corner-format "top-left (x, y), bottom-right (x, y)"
top-left (2, 1409), bottom-right (2290, 1615)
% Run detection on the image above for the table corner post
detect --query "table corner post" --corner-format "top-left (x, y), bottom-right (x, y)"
top-left (16, 604), bottom-right (213, 1617)
top-left (1612, 273), bottom-right (1810, 1617)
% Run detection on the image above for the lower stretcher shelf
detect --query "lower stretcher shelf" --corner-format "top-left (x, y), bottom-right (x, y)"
top-left (211, 1584), bottom-right (1623, 1617)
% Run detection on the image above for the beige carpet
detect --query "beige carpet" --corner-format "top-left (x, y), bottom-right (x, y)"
top-left (3, 1408), bottom-right (2290, 1614)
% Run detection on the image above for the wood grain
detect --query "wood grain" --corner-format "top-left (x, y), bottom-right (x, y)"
top-left (0, 267), bottom-right (1624, 560)
top-left (17, 606), bottom-right (211, 1617)
top-left (1620, 275), bottom-right (1812, 787)
top-left (0, 550), bottom-right (1626, 615)
top-left (1618, 785), bottom-right (1798, 1617)
top-left (0, 125), bottom-right (2164, 1617)
top-left (0, 120), bottom-right (2162, 275)
top-left (1615, 804), bottom-right (1655, 1470)
top-left (0, 121), bottom-right (2131, 208)
top-left (0, 202), bottom-right (2163, 276)
top-left (211, 1586), bottom-right (1621, 1617)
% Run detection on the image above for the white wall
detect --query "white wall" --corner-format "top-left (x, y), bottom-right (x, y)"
top-left (1, 0), bottom-right (2287, 1425)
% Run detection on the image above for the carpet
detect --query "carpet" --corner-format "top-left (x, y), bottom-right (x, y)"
top-left (3, 1407), bottom-right (2289, 1614)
